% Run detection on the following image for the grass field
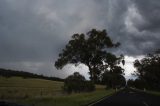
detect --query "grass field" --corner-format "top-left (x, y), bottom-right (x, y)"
top-left (18, 89), bottom-right (114, 106)
top-left (130, 87), bottom-right (160, 96)
top-left (147, 90), bottom-right (160, 96)
top-left (0, 77), bottom-right (64, 99)
top-left (0, 76), bottom-right (115, 106)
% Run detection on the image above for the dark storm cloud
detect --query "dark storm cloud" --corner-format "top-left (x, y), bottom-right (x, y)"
top-left (106, 0), bottom-right (160, 56)
top-left (133, 0), bottom-right (160, 32)
top-left (123, 0), bottom-right (160, 55)
top-left (0, 0), bottom-right (160, 78)
top-left (0, 0), bottom-right (110, 77)
top-left (0, 0), bottom-right (61, 62)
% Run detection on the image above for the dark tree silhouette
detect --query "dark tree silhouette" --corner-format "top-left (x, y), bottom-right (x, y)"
top-left (55, 29), bottom-right (124, 83)
top-left (0, 68), bottom-right (64, 82)
top-left (127, 79), bottom-right (147, 89)
top-left (127, 79), bottom-right (135, 88)
top-left (134, 49), bottom-right (160, 90)
top-left (101, 66), bottom-right (126, 88)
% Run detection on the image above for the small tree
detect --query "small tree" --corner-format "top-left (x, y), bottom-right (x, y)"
top-left (102, 70), bottom-right (126, 89)
top-left (55, 29), bottom-right (124, 83)
top-left (127, 79), bottom-right (135, 88)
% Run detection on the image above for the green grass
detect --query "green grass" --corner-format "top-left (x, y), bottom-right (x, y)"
top-left (17, 89), bottom-right (114, 106)
top-left (0, 77), bottom-right (115, 106)
top-left (130, 87), bottom-right (160, 96)
top-left (146, 90), bottom-right (160, 96)
top-left (0, 76), bottom-right (63, 99)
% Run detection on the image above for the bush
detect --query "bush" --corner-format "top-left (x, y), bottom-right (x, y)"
top-left (102, 72), bottom-right (126, 89)
top-left (63, 72), bottom-right (95, 93)
top-left (134, 79), bottom-right (148, 89)
top-left (84, 81), bottom-right (95, 92)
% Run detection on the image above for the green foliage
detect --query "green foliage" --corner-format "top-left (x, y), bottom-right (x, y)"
top-left (134, 49), bottom-right (160, 90)
top-left (127, 79), bottom-right (135, 87)
top-left (85, 81), bottom-right (95, 92)
top-left (63, 72), bottom-right (95, 93)
top-left (127, 79), bottom-right (148, 89)
top-left (134, 79), bottom-right (148, 89)
top-left (55, 29), bottom-right (124, 83)
top-left (102, 71), bottom-right (126, 89)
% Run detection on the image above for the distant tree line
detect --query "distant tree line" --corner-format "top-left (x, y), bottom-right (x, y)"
top-left (127, 79), bottom-right (148, 90)
top-left (0, 68), bottom-right (64, 82)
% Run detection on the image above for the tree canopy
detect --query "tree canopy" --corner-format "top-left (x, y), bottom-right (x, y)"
top-left (55, 29), bottom-right (124, 83)
top-left (101, 66), bottom-right (126, 88)
top-left (134, 49), bottom-right (160, 90)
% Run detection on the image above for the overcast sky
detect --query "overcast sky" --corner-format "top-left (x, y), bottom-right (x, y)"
top-left (0, 0), bottom-right (160, 80)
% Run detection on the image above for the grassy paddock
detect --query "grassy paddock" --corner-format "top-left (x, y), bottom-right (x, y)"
top-left (0, 77), bottom-right (115, 106)
top-left (146, 90), bottom-right (160, 96)
top-left (17, 89), bottom-right (114, 106)
top-left (0, 77), bottom-right (63, 99)
top-left (130, 87), bottom-right (160, 96)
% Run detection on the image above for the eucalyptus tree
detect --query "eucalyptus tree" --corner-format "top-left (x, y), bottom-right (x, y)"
top-left (134, 49), bottom-right (160, 90)
top-left (55, 29), bottom-right (124, 83)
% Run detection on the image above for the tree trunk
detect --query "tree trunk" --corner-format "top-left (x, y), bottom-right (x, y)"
top-left (88, 65), bottom-right (94, 83)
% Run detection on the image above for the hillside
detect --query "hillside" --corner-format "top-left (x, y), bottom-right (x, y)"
top-left (0, 68), bottom-right (64, 82)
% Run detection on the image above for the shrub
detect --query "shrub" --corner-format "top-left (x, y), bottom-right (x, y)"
top-left (84, 81), bottom-right (95, 92)
top-left (63, 72), bottom-right (95, 93)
